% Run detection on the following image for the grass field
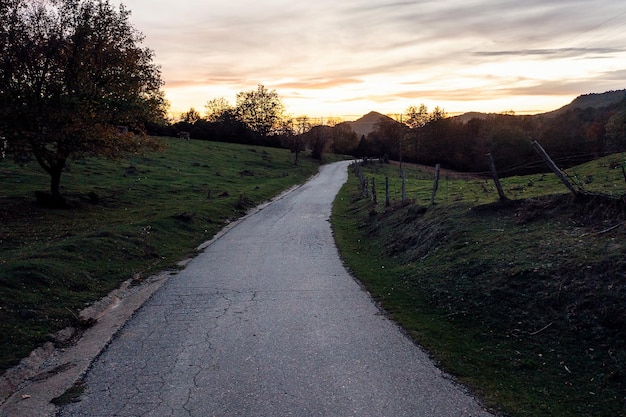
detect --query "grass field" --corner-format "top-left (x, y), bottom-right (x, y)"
top-left (331, 155), bottom-right (626, 417)
top-left (0, 138), bottom-right (327, 373)
top-left (2, 139), bottom-right (625, 416)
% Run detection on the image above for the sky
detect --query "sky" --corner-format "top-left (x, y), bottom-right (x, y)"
top-left (121, 0), bottom-right (626, 121)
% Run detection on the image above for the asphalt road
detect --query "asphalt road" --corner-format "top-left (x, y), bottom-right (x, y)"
top-left (58, 161), bottom-right (494, 417)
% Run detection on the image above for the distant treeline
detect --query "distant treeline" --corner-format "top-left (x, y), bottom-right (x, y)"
top-left (360, 97), bottom-right (626, 176)
top-left (149, 96), bottom-right (626, 176)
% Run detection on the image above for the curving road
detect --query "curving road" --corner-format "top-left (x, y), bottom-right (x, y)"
top-left (59, 161), bottom-right (494, 417)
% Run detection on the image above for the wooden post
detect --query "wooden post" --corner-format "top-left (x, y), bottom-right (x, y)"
top-left (385, 177), bottom-right (390, 207)
top-left (401, 169), bottom-right (406, 204)
top-left (430, 164), bottom-right (440, 205)
top-left (532, 141), bottom-right (578, 195)
top-left (371, 177), bottom-right (377, 204)
top-left (356, 165), bottom-right (367, 197)
top-left (486, 153), bottom-right (508, 201)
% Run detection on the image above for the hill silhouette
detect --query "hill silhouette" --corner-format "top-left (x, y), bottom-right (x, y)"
top-left (444, 89), bottom-right (626, 123)
top-left (346, 111), bottom-right (396, 138)
top-left (342, 89), bottom-right (626, 134)
top-left (541, 89), bottom-right (626, 117)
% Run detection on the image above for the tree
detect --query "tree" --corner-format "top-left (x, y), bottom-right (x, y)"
top-left (235, 84), bottom-right (285, 139)
top-left (307, 125), bottom-right (332, 160)
top-left (430, 106), bottom-right (447, 122)
top-left (374, 118), bottom-right (409, 165)
top-left (181, 108), bottom-right (201, 124)
top-left (605, 110), bottom-right (626, 153)
top-left (331, 122), bottom-right (359, 155)
top-left (278, 116), bottom-right (308, 165)
top-left (404, 104), bottom-right (429, 129)
top-left (205, 97), bottom-right (233, 122)
top-left (0, 0), bottom-right (166, 204)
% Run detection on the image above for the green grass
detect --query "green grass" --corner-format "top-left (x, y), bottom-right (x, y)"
top-left (0, 138), bottom-right (327, 372)
top-left (360, 154), bottom-right (626, 205)
top-left (332, 157), bottom-right (626, 417)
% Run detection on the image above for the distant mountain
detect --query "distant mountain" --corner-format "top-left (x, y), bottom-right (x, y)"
top-left (346, 111), bottom-right (396, 138)
top-left (541, 89), bottom-right (626, 117)
top-left (349, 89), bottom-right (626, 131)
top-left (450, 111), bottom-right (492, 123)
top-left (446, 90), bottom-right (626, 123)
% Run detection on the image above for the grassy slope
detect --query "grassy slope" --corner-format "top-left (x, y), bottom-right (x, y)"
top-left (0, 138), bottom-right (326, 373)
top-left (332, 156), bottom-right (626, 417)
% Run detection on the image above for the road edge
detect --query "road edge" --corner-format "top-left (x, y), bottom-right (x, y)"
top-left (0, 172), bottom-right (317, 417)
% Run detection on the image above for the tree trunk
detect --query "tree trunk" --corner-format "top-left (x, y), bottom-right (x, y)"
top-left (49, 163), bottom-right (66, 206)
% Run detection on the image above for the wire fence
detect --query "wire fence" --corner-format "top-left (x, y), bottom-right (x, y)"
top-left (351, 146), bottom-right (626, 208)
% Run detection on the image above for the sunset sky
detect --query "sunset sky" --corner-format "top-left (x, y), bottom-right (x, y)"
top-left (122, 0), bottom-right (626, 121)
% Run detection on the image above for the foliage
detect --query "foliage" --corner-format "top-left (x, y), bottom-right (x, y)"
top-left (180, 108), bottom-right (201, 124)
top-left (0, 0), bottom-right (167, 203)
top-left (0, 137), bottom-right (325, 373)
top-left (277, 116), bottom-right (310, 164)
top-left (404, 104), bottom-right (430, 129)
top-left (204, 97), bottom-right (234, 122)
top-left (331, 122), bottom-right (359, 155)
top-left (306, 125), bottom-right (332, 160)
top-left (235, 84), bottom-right (285, 138)
top-left (605, 110), bottom-right (626, 152)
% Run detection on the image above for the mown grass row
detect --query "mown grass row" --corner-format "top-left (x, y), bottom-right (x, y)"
top-left (0, 138), bottom-right (326, 372)
top-left (331, 155), bottom-right (626, 417)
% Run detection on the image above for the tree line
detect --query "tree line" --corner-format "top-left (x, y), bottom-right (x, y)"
top-left (359, 98), bottom-right (626, 176)
top-left (146, 84), bottom-right (362, 163)
top-left (161, 90), bottom-right (626, 178)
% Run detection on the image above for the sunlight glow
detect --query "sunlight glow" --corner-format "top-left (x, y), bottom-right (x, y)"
top-left (139, 0), bottom-right (626, 121)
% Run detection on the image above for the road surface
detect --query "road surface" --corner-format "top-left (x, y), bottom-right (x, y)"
top-left (59, 161), bottom-right (494, 417)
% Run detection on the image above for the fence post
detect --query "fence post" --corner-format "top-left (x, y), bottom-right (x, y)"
top-left (371, 177), bottom-right (377, 204)
top-left (401, 169), bottom-right (406, 204)
top-left (430, 164), bottom-right (440, 205)
top-left (356, 164), bottom-right (367, 197)
top-left (486, 153), bottom-right (508, 201)
top-left (532, 141), bottom-right (578, 195)
top-left (385, 176), bottom-right (390, 207)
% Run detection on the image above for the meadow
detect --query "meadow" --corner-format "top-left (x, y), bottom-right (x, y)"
top-left (2, 137), bottom-right (625, 416)
top-left (0, 138), bottom-right (325, 372)
top-left (331, 154), bottom-right (626, 417)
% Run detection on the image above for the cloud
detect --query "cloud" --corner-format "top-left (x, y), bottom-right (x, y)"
top-left (274, 78), bottom-right (364, 90)
top-left (473, 47), bottom-right (624, 57)
top-left (123, 0), bottom-right (626, 116)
